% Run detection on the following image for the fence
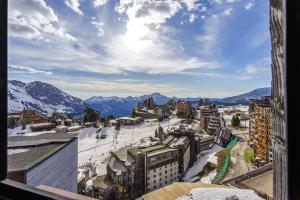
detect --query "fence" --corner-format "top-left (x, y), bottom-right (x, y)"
top-left (212, 136), bottom-right (237, 183)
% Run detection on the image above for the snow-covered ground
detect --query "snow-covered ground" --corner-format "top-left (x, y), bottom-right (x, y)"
top-left (220, 105), bottom-right (250, 128)
top-left (78, 117), bottom-right (182, 175)
top-left (218, 105), bottom-right (249, 114)
top-left (177, 188), bottom-right (263, 200)
top-left (182, 145), bottom-right (223, 182)
top-left (199, 169), bottom-right (217, 184)
top-left (7, 124), bottom-right (32, 136)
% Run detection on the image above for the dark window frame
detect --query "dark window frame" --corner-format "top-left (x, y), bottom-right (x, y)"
top-left (0, 1), bottom-right (73, 199)
top-left (0, 0), bottom-right (300, 199)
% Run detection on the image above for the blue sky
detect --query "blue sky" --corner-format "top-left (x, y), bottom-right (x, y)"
top-left (8, 0), bottom-right (271, 99)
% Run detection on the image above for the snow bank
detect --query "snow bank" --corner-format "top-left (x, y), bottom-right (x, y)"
top-left (199, 169), bottom-right (217, 184)
top-left (183, 145), bottom-right (223, 182)
top-left (177, 188), bottom-right (263, 200)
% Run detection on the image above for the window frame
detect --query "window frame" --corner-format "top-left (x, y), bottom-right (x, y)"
top-left (286, 0), bottom-right (300, 199)
top-left (0, 1), bottom-right (72, 199)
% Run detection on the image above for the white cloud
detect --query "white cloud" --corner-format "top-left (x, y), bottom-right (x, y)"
top-left (249, 30), bottom-right (270, 48)
top-left (189, 13), bottom-right (197, 23)
top-left (236, 58), bottom-right (271, 80)
top-left (180, 0), bottom-right (200, 11)
top-left (199, 6), bottom-right (207, 12)
top-left (93, 0), bottom-right (109, 7)
top-left (8, 0), bottom-right (76, 41)
top-left (212, 0), bottom-right (223, 5)
top-left (223, 8), bottom-right (233, 16)
top-left (226, 0), bottom-right (240, 3)
top-left (8, 0), bottom-right (218, 76)
top-left (245, 2), bottom-right (254, 10)
top-left (35, 75), bottom-right (190, 99)
top-left (245, 65), bottom-right (257, 74)
top-left (65, 0), bottom-right (83, 15)
top-left (8, 65), bottom-right (53, 75)
top-left (195, 15), bottom-right (221, 57)
top-left (109, 0), bottom-right (215, 74)
top-left (91, 20), bottom-right (105, 37)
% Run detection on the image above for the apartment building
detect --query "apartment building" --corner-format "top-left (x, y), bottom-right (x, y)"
top-left (207, 116), bottom-right (221, 135)
top-left (199, 105), bottom-right (219, 132)
top-left (249, 96), bottom-right (272, 166)
top-left (128, 144), bottom-right (179, 196)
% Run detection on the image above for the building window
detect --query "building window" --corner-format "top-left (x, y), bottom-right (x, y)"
top-left (165, 170), bottom-right (167, 174)
top-left (159, 173), bottom-right (162, 176)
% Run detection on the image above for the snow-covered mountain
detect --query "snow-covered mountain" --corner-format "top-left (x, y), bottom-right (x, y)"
top-left (8, 80), bottom-right (271, 117)
top-left (85, 93), bottom-right (170, 117)
top-left (8, 80), bottom-right (85, 116)
top-left (217, 87), bottom-right (271, 104)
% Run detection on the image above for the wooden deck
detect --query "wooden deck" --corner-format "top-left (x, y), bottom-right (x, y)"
top-left (242, 170), bottom-right (273, 198)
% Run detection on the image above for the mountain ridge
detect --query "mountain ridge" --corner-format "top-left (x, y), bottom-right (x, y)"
top-left (8, 80), bottom-right (271, 117)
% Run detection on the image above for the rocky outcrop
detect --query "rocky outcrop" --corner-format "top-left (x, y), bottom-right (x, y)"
top-left (270, 0), bottom-right (287, 199)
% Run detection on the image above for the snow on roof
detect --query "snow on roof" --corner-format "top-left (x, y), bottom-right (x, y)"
top-left (22, 130), bottom-right (56, 136)
top-left (8, 149), bottom-right (29, 156)
top-left (118, 117), bottom-right (135, 120)
top-left (183, 145), bottom-right (222, 182)
top-left (177, 188), bottom-right (263, 200)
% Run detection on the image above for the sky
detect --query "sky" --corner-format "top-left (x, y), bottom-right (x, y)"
top-left (7, 0), bottom-right (271, 100)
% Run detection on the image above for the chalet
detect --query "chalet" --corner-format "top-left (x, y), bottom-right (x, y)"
top-left (52, 112), bottom-right (67, 124)
top-left (30, 122), bottom-right (56, 132)
top-left (20, 109), bottom-right (48, 124)
top-left (7, 132), bottom-right (78, 193)
top-left (132, 108), bottom-right (157, 119)
top-left (117, 117), bottom-right (144, 126)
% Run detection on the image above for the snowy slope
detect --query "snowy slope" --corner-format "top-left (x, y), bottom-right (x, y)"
top-left (8, 80), bottom-right (85, 115)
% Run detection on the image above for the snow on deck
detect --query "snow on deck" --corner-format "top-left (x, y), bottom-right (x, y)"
top-left (177, 188), bottom-right (263, 200)
top-left (182, 145), bottom-right (223, 182)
